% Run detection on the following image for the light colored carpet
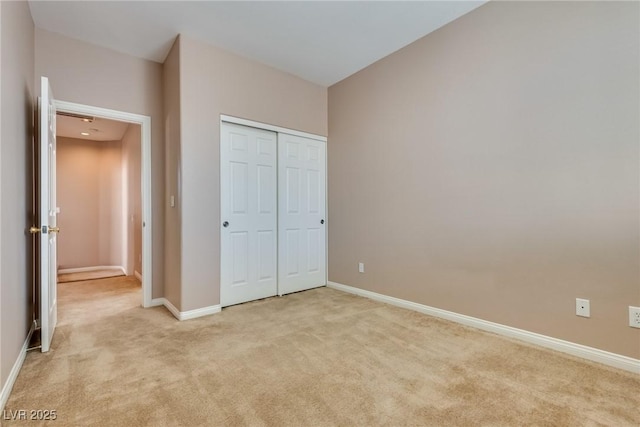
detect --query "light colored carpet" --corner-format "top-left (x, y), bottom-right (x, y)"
top-left (57, 268), bottom-right (125, 283)
top-left (5, 276), bottom-right (639, 426)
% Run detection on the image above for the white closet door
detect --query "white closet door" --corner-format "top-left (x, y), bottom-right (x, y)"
top-left (221, 123), bottom-right (278, 307)
top-left (278, 133), bottom-right (326, 295)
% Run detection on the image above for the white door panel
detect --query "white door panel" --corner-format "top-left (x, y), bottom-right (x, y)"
top-left (39, 76), bottom-right (58, 352)
top-left (278, 133), bottom-right (326, 295)
top-left (221, 123), bottom-right (278, 306)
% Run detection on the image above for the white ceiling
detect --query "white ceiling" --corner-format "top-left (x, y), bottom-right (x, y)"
top-left (28, 1), bottom-right (486, 87)
top-left (57, 114), bottom-right (130, 142)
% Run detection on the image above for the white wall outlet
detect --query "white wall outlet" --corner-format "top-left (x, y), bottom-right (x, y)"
top-left (170, 195), bottom-right (175, 208)
top-left (576, 298), bottom-right (590, 318)
top-left (629, 306), bottom-right (640, 328)
top-left (358, 262), bottom-right (364, 273)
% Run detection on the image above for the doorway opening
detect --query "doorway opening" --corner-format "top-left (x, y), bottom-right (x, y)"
top-left (55, 115), bottom-right (142, 312)
top-left (54, 101), bottom-right (153, 308)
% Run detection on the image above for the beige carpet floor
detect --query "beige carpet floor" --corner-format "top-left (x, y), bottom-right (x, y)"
top-left (5, 277), bottom-right (639, 426)
top-left (57, 268), bottom-right (125, 283)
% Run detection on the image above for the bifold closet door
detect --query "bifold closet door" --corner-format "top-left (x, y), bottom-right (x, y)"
top-left (278, 133), bottom-right (327, 295)
top-left (220, 122), bottom-right (278, 307)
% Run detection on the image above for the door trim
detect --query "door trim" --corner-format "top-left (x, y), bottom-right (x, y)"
top-left (220, 115), bottom-right (327, 142)
top-left (55, 100), bottom-right (153, 308)
top-left (219, 115), bottom-right (328, 305)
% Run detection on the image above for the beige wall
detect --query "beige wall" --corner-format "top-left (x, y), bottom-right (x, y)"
top-left (0, 0), bottom-right (34, 392)
top-left (177, 35), bottom-right (327, 311)
top-left (0, 1), bottom-right (3, 388)
top-left (35, 29), bottom-right (165, 298)
top-left (57, 137), bottom-right (124, 269)
top-left (121, 124), bottom-right (142, 276)
top-left (162, 37), bottom-right (182, 309)
top-left (328, 1), bottom-right (640, 358)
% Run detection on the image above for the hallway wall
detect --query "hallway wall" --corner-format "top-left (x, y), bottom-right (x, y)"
top-left (57, 137), bottom-right (124, 270)
top-left (162, 38), bottom-right (181, 309)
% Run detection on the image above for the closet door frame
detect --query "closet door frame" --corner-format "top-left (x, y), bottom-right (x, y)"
top-left (219, 115), bottom-right (328, 305)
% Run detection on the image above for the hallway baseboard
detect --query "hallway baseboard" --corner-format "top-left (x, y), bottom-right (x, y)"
top-left (58, 265), bottom-right (126, 275)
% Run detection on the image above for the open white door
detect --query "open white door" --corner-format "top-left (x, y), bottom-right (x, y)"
top-left (39, 76), bottom-right (58, 352)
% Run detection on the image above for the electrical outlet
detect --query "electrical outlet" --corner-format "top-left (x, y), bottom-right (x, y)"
top-left (629, 306), bottom-right (640, 328)
top-left (576, 298), bottom-right (590, 318)
top-left (358, 262), bottom-right (364, 273)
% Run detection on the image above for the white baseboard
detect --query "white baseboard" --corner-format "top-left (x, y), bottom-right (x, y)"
top-left (134, 270), bottom-right (142, 282)
top-left (162, 298), bottom-right (181, 319)
top-left (150, 297), bottom-right (165, 307)
top-left (327, 281), bottom-right (640, 374)
top-left (150, 297), bottom-right (221, 321)
top-left (0, 324), bottom-right (35, 412)
top-left (179, 304), bottom-right (222, 321)
top-left (58, 265), bottom-right (126, 275)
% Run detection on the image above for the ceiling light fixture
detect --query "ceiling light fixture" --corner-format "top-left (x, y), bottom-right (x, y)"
top-left (81, 118), bottom-right (92, 122)
top-left (81, 132), bottom-right (90, 136)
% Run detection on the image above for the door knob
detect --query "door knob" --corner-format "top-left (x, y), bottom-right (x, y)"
top-left (320, 219), bottom-right (325, 224)
top-left (29, 226), bottom-right (41, 234)
top-left (223, 221), bottom-right (229, 228)
top-left (49, 226), bottom-right (60, 233)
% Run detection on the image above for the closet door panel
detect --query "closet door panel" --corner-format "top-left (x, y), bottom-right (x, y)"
top-left (221, 123), bottom-right (278, 307)
top-left (278, 133), bottom-right (326, 295)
